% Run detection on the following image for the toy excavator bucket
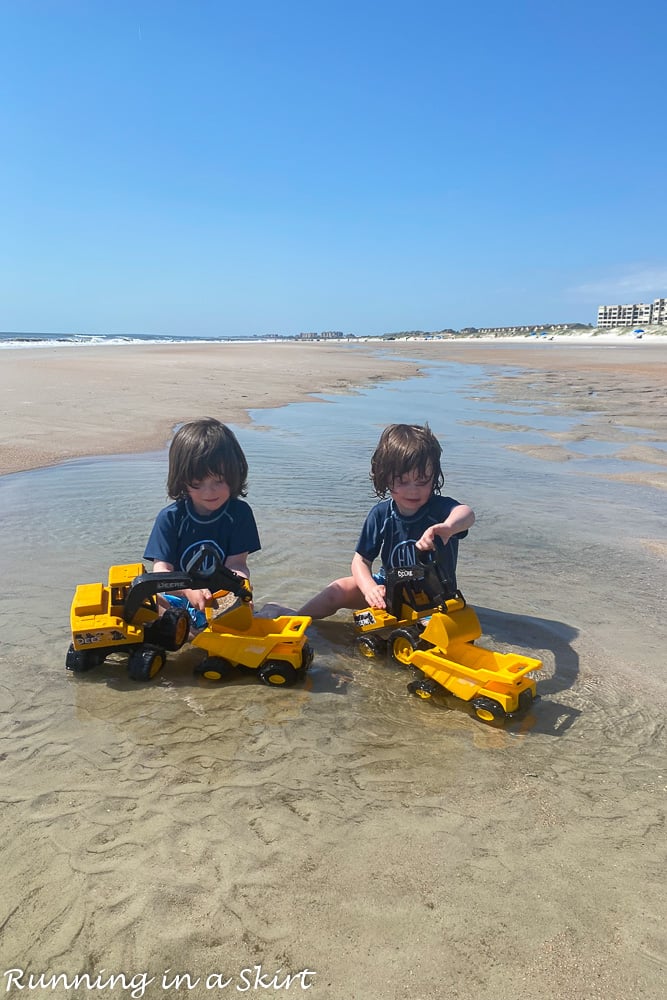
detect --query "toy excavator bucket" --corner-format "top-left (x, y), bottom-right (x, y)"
top-left (419, 604), bottom-right (482, 648)
top-left (205, 591), bottom-right (254, 632)
top-left (184, 546), bottom-right (253, 602)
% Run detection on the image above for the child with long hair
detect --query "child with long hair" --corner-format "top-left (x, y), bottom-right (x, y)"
top-left (144, 417), bottom-right (260, 627)
top-left (298, 423), bottom-right (474, 619)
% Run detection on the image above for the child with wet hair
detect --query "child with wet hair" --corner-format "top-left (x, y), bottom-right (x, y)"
top-left (298, 423), bottom-right (474, 619)
top-left (145, 417), bottom-right (260, 627)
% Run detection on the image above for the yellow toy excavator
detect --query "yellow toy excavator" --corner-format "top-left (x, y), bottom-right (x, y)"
top-left (66, 556), bottom-right (313, 687)
top-left (66, 563), bottom-right (193, 680)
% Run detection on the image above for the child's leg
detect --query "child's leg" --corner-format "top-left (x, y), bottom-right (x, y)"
top-left (256, 602), bottom-right (297, 617)
top-left (298, 576), bottom-right (364, 619)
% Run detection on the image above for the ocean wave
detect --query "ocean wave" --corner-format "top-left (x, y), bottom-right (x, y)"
top-left (0, 333), bottom-right (257, 349)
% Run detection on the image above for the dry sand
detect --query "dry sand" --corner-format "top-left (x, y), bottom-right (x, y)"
top-left (0, 342), bottom-right (419, 476)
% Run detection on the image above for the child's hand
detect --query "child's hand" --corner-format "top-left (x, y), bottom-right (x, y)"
top-left (362, 582), bottom-right (386, 610)
top-left (415, 526), bottom-right (436, 551)
top-left (416, 524), bottom-right (452, 551)
top-left (182, 587), bottom-right (213, 611)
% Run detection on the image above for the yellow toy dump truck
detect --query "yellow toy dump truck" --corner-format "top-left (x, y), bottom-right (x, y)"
top-left (66, 563), bottom-right (193, 681)
top-left (191, 571), bottom-right (313, 686)
top-left (353, 550), bottom-right (542, 723)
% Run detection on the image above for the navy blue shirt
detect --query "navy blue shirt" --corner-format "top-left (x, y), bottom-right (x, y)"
top-left (356, 495), bottom-right (467, 589)
top-left (144, 497), bottom-right (260, 577)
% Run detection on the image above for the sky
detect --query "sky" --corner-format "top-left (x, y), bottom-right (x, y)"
top-left (1, 0), bottom-right (666, 338)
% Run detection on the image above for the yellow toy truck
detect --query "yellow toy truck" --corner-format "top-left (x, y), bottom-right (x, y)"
top-left (353, 550), bottom-right (542, 723)
top-left (66, 563), bottom-right (193, 680)
top-left (190, 571), bottom-right (313, 686)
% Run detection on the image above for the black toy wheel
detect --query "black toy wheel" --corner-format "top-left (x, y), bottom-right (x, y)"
top-left (471, 696), bottom-right (506, 723)
top-left (389, 628), bottom-right (421, 666)
top-left (301, 641), bottom-right (314, 671)
top-left (145, 608), bottom-right (191, 651)
top-left (356, 634), bottom-right (387, 659)
top-left (407, 678), bottom-right (438, 700)
top-left (194, 656), bottom-right (234, 681)
top-left (515, 689), bottom-right (534, 715)
top-left (258, 660), bottom-right (299, 687)
top-left (127, 645), bottom-right (166, 682)
top-left (65, 645), bottom-right (105, 673)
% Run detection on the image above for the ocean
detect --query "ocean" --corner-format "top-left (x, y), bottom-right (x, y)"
top-left (0, 330), bottom-right (270, 349)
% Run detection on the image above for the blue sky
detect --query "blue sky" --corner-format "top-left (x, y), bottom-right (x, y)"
top-left (1, 0), bottom-right (665, 337)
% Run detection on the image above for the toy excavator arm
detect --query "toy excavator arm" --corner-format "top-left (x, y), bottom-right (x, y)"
top-left (122, 572), bottom-right (194, 623)
top-left (385, 542), bottom-right (460, 618)
top-left (184, 546), bottom-right (253, 603)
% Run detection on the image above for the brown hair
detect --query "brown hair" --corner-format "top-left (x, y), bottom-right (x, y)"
top-left (166, 418), bottom-right (249, 499)
top-left (370, 423), bottom-right (444, 498)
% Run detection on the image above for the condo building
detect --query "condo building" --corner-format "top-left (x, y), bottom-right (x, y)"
top-left (597, 298), bottom-right (667, 328)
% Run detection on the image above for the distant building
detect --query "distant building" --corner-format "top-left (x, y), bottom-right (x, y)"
top-left (597, 298), bottom-right (667, 328)
top-left (296, 331), bottom-right (346, 340)
top-left (475, 323), bottom-right (585, 336)
top-left (476, 324), bottom-right (539, 335)
top-left (651, 298), bottom-right (667, 324)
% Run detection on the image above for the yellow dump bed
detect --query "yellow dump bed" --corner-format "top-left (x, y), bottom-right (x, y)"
top-left (410, 642), bottom-right (541, 714)
top-left (192, 603), bottom-right (311, 670)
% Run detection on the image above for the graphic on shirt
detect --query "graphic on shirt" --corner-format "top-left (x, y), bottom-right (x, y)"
top-left (182, 540), bottom-right (226, 577)
top-left (390, 540), bottom-right (418, 568)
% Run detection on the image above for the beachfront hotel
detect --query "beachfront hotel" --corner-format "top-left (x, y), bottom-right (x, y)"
top-left (597, 297), bottom-right (667, 328)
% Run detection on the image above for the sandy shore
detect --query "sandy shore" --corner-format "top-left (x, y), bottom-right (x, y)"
top-left (3, 338), bottom-right (666, 477)
top-left (0, 342), bottom-right (419, 476)
top-left (391, 340), bottom-right (667, 492)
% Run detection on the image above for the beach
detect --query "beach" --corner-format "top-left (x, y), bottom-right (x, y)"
top-left (1, 338), bottom-right (666, 1000)
top-left (0, 342), bottom-right (420, 477)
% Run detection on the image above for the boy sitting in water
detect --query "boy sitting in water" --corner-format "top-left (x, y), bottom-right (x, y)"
top-left (298, 423), bottom-right (475, 619)
top-left (144, 417), bottom-right (260, 629)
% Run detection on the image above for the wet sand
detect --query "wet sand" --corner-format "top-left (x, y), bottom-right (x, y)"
top-left (2, 339), bottom-right (666, 1000)
top-left (389, 339), bottom-right (667, 492)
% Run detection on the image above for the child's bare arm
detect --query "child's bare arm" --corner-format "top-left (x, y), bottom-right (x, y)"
top-left (351, 552), bottom-right (386, 609)
top-left (415, 504), bottom-right (476, 551)
top-left (224, 552), bottom-right (250, 579)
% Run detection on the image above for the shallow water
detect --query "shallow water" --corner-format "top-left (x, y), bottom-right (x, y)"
top-left (1, 361), bottom-right (666, 1000)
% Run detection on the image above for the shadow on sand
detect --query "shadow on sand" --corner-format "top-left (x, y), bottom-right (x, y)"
top-left (474, 605), bottom-right (581, 736)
